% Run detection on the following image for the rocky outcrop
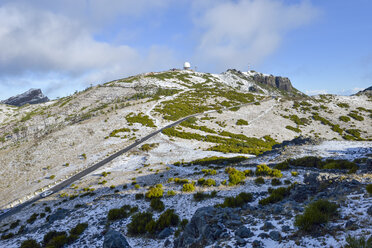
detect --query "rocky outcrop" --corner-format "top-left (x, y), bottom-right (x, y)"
top-left (354, 86), bottom-right (372, 96)
top-left (103, 230), bottom-right (131, 248)
top-left (252, 74), bottom-right (293, 92)
top-left (174, 206), bottom-right (242, 248)
top-left (2, 88), bottom-right (49, 106)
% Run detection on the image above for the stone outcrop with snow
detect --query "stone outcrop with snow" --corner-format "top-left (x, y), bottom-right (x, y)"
top-left (2, 88), bottom-right (49, 106)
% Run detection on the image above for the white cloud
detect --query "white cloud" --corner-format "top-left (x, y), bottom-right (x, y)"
top-left (0, 3), bottom-right (176, 99)
top-left (194, 0), bottom-right (319, 71)
top-left (305, 89), bottom-right (328, 95)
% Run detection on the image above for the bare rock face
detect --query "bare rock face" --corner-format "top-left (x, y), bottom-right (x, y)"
top-left (2, 88), bottom-right (49, 106)
top-left (252, 74), bottom-right (293, 92)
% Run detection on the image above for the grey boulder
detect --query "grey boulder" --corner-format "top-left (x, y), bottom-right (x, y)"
top-left (103, 230), bottom-right (131, 248)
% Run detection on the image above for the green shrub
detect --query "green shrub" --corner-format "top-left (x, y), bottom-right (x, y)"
top-left (174, 178), bottom-right (189, 184)
top-left (259, 187), bottom-right (291, 205)
top-left (156, 209), bottom-right (180, 231)
top-left (217, 192), bottom-right (253, 208)
top-left (21, 239), bottom-right (41, 248)
top-left (109, 128), bottom-right (130, 137)
top-left (255, 177), bottom-right (265, 184)
top-left (225, 167), bottom-right (245, 185)
top-left (255, 164), bottom-right (282, 178)
top-left (337, 103), bottom-right (350, 108)
top-left (27, 213), bottom-right (38, 224)
top-left (43, 231), bottom-right (67, 246)
top-left (180, 219), bottom-right (189, 229)
top-left (286, 125), bottom-right (301, 133)
top-left (1, 232), bottom-right (14, 240)
top-left (193, 191), bottom-right (218, 201)
top-left (274, 161), bottom-right (289, 170)
top-left (201, 169), bottom-right (217, 176)
top-left (140, 143), bottom-right (159, 152)
top-left (348, 112), bottom-right (364, 121)
top-left (150, 198), bottom-right (165, 212)
top-left (107, 208), bottom-right (129, 221)
top-left (145, 184), bottom-right (163, 198)
top-left (108, 205), bottom-right (137, 221)
top-left (366, 184), bottom-right (372, 194)
top-left (344, 235), bottom-right (372, 248)
top-left (291, 171), bottom-right (299, 177)
top-left (294, 199), bottom-right (338, 233)
top-left (167, 190), bottom-right (176, 196)
top-left (127, 212), bottom-right (154, 235)
top-left (271, 178), bottom-right (282, 186)
top-left (70, 223), bottom-right (88, 236)
top-left (135, 193), bottom-right (144, 200)
top-left (145, 219), bottom-right (157, 234)
top-left (182, 183), bottom-right (195, 192)
top-left (244, 169), bottom-right (254, 176)
top-left (10, 219), bottom-right (20, 229)
top-left (126, 113), bottom-right (156, 127)
top-left (185, 156), bottom-right (248, 167)
top-left (236, 119), bottom-right (248, 125)
top-left (339, 116), bottom-right (351, 122)
top-left (198, 178), bottom-right (216, 187)
top-left (345, 129), bottom-right (362, 140)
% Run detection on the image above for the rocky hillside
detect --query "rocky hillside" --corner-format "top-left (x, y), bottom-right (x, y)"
top-left (0, 69), bottom-right (371, 248)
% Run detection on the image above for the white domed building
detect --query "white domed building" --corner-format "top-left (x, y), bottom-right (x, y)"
top-left (183, 62), bottom-right (191, 70)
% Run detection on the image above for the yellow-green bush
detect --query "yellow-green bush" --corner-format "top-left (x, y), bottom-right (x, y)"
top-left (255, 164), bottom-right (282, 178)
top-left (182, 183), bottom-right (195, 192)
top-left (145, 184), bottom-right (163, 198)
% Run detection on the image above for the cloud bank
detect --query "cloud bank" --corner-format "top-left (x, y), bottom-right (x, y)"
top-left (0, 0), bottom-right (320, 99)
top-left (194, 0), bottom-right (319, 71)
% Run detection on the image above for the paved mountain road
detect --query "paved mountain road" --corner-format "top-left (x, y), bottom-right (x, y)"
top-left (0, 97), bottom-right (274, 222)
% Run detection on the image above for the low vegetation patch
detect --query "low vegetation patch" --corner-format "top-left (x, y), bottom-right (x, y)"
top-left (181, 156), bottom-right (248, 167)
top-left (255, 164), bottom-right (282, 178)
top-left (348, 112), bottom-right (364, 121)
top-left (127, 209), bottom-right (179, 235)
top-left (193, 191), bottom-right (218, 202)
top-left (216, 192), bottom-right (253, 208)
top-left (126, 112), bottom-right (156, 127)
top-left (259, 186), bottom-right (292, 205)
top-left (109, 128), bottom-right (130, 137)
top-left (339, 116), bottom-right (351, 122)
top-left (279, 156), bottom-right (358, 173)
top-left (182, 183), bottom-right (195, 192)
top-left (107, 205), bottom-right (138, 221)
top-left (366, 184), bottom-right (372, 194)
top-left (236, 119), bottom-right (248, 125)
top-left (140, 143), bottom-right (159, 152)
top-left (255, 177), bottom-right (265, 184)
top-left (145, 184), bottom-right (164, 198)
top-left (294, 199), bottom-right (338, 233)
top-left (197, 178), bottom-right (216, 187)
top-left (150, 198), bottom-right (165, 212)
top-left (225, 167), bottom-right (246, 185)
top-left (201, 169), bottom-right (217, 176)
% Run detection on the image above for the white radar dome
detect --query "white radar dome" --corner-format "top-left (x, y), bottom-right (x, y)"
top-left (183, 62), bottom-right (191, 69)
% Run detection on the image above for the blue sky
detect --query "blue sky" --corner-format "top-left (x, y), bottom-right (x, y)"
top-left (0, 0), bottom-right (371, 99)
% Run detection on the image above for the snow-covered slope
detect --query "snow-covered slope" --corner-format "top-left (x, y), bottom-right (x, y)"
top-left (0, 69), bottom-right (371, 248)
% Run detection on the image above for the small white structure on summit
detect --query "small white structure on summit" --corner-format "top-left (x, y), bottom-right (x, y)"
top-left (183, 62), bottom-right (191, 70)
